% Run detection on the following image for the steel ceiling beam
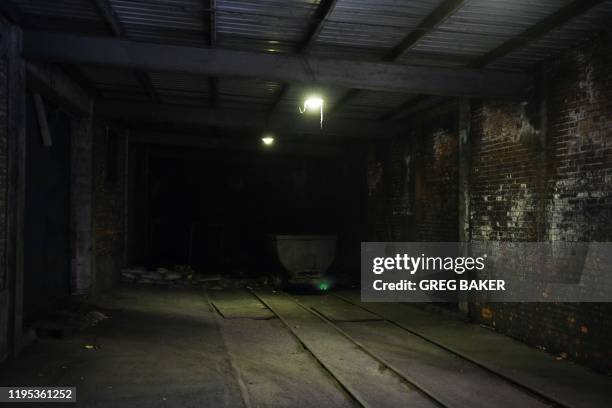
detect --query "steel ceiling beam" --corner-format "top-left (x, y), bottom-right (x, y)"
top-left (91, 0), bottom-right (124, 37)
top-left (23, 32), bottom-right (533, 99)
top-left (267, 0), bottom-right (339, 123)
top-left (298, 0), bottom-right (339, 53)
top-left (381, 0), bottom-right (605, 120)
top-left (0, 0), bottom-right (26, 25)
top-left (207, 0), bottom-right (218, 108)
top-left (470, 0), bottom-right (606, 68)
top-left (91, 0), bottom-right (160, 103)
top-left (334, 0), bottom-right (466, 115)
top-left (384, 0), bottom-right (466, 62)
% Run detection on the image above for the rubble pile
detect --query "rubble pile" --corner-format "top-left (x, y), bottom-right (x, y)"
top-left (120, 265), bottom-right (269, 289)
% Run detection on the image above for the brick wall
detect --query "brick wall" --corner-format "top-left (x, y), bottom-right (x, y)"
top-left (366, 108), bottom-right (458, 242)
top-left (546, 34), bottom-right (612, 243)
top-left (414, 113), bottom-right (458, 241)
top-left (366, 138), bottom-right (412, 241)
top-left (93, 124), bottom-right (127, 292)
top-left (469, 32), bottom-right (612, 373)
top-left (470, 99), bottom-right (541, 242)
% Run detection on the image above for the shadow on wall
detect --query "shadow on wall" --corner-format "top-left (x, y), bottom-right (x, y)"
top-left (24, 94), bottom-right (71, 318)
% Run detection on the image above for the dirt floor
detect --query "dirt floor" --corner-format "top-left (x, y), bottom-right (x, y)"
top-left (0, 286), bottom-right (611, 407)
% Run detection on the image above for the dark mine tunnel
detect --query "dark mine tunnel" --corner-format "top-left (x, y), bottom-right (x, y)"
top-left (1, 1), bottom-right (612, 407)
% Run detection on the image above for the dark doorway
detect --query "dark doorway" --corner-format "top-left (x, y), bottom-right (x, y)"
top-left (23, 94), bottom-right (71, 318)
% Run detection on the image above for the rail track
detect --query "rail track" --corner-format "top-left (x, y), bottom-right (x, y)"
top-left (330, 293), bottom-right (574, 408)
top-left (248, 289), bottom-right (565, 408)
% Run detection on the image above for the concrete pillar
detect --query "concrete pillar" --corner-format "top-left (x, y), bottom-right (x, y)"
top-left (1, 23), bottom-right (26, 359)
top-left (71, 118), bottom-right (94, 295)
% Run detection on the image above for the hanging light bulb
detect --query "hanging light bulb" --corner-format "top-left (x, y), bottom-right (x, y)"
top-left (261, 135), bottom-right (275, 146)
top-left (299, 95), bottom-right (325, 128)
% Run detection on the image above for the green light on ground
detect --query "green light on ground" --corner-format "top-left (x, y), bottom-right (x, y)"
top-left (318, 282), bottom-right (330, 291)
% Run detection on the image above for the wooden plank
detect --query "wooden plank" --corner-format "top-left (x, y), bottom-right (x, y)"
top-left (26, 62), bottom-right (93, 117)
top-left (336, 291), bottom-right (612, 408)
top-left (252, 289), bottom-right (439, 408)
top-left (32, 92), bottom-right (52, 146)
top-left (299, 295), bottom-right (551, 408)
top-left (295, 291), bottom-right (382, 322)
top-left (23, 32), bottom-right (533, 99)
top-left (210, 290), bottom-right (274, 320)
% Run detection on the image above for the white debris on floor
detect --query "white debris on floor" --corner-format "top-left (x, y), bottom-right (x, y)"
top-left (120, 265), bottom-right (269, 289)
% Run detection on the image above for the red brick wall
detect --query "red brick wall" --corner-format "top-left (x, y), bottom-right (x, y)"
top-left (414, 116), bottom-right (458, 242)
top-left (546, 34), bottom-right (612, 242)
top-left (470, 100), bottom-right (541, 242)
top-left (366, 33), bottom-right (612, 373)
top-left (470, 33), bottom-right (612, 373)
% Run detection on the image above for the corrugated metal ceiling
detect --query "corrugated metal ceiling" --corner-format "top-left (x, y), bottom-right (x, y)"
top-left (110, 0), bottom-right (208, 46)
top-left (7, 0), bottom-right (612, 119)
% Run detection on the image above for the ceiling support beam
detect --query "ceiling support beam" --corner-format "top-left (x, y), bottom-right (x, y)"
top-left (23, 32), bottom-right (533, 99)
top-left (134, 71), bottom-right (160, 103)
top-left (334, 0), bottom-right (465, 115)
top-left (208, 77), bottom-right (218, 109)
top-left (0, 0), bottom-right (26, 25)
top-left (27, 62), bottom-right (93, 117)
top-left (298, 0), bottom-right (338, 53)
top-left (96, 100), bottom-right (409, 138)
top-left (470, 0), bottom-right (605, 68)
top-left (381, 0), bottom-right (605, 120)
top-left (379, 95), bottom-right (426, 121)
top-left (91, 0), bottom-right (124, 37)
top-left (130, 131), bottom-right (343, 158)
top-left (382, 0), bottom-right (465, 62)
top-left (59, 64), bottom-right (100, 100)
top-left (207, 0), bottom-right (218, 108)
top-left (266, 0), bottom-right (339, 122)
top-left (91, 0), bottom-right (160, 103)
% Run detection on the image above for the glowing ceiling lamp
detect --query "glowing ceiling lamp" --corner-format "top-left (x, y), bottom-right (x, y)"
top-left (261, 135), bottom-right (275, 146)
top-left (299, 96), bottom-right (325, 128)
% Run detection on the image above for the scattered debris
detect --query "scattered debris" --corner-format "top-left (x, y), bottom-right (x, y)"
top-left (31, 307), bottom-right (111, 339)
top-left (83, 344), bottom-right (100, 350)
top-left (120, 265), bottom-right (270, 289)
top-left (85, 311), bottom-right (110, 326)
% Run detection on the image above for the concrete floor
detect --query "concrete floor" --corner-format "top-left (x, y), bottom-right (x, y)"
top-left (0, 286), bottom-right (611, 408)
